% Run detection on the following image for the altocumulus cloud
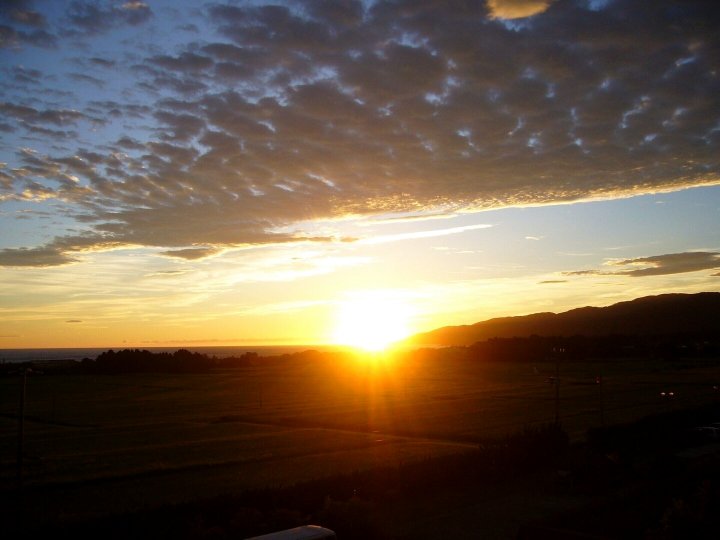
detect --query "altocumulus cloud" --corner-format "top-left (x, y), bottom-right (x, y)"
top-left (0, 0), bottom-right (719, 266)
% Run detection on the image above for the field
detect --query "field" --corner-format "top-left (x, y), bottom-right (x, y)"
top-left (2, 353), bottom-right (720, 528)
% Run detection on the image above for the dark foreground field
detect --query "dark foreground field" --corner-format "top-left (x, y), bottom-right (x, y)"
top-left (2, 351), bottom-right (720, 538)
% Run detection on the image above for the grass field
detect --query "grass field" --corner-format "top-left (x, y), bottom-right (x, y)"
top-left (2, 353), bottom-right (720, 525)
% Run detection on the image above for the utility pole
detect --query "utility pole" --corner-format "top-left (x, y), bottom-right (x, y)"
top-left (554, 355), bottom-right (560, 424)
top-left (597, 371), bottom-right (605, 426)
top-left (552, 347), bottom-right (564, 425)
top-left (17, 368), bottom-right (27, 491)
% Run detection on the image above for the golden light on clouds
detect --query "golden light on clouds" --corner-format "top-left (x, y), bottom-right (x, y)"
top-left (486, 0), bottom-right (553, 19)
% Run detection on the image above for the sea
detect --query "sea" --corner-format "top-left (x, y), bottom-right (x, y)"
top-left (0, 345), bottom-right (342, 364)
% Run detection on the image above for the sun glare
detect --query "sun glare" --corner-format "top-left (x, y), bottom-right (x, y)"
top-left (332, 293), bottom-right (413, 352)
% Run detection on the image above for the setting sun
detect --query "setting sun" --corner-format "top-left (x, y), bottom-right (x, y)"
top-left (332, 293), bottom-right (413, 352)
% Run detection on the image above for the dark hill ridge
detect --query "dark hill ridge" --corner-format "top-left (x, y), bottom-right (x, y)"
top-left (408, 292), bottom-right (720, 346)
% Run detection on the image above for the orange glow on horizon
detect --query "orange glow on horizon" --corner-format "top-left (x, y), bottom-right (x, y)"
top-left (331, 293), bottom-right (413, 352)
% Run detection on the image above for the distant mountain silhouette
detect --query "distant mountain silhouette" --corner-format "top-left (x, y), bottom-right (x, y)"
top-left (408, 292), bottom-right (720, 346)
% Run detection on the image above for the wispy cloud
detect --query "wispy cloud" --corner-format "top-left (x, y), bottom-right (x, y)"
top-left (361, 224), bottom-right (493, 245)
top-left (144, 269), bottom-right (192, 278)
top-left (360, 212), bottom-right (460, 226)
top-left (159, 247), bottom-right (223, 260)
top-left (238, 299), bottom-right (331, 317)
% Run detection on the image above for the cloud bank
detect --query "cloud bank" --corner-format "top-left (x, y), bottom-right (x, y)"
top-left (1, 0), bottom-right (719, 266)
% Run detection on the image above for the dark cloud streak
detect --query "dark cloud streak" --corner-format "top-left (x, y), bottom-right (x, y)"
top-left (565, 252), bottom-right (720, 278)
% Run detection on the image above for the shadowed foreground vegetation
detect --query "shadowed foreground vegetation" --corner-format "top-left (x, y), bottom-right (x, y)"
top-left (6, 409), bottom-right (720, 539)
top-left (4, 423), bottom-right (570, 539)
top-left (2, 343), bottom-right (720, 538)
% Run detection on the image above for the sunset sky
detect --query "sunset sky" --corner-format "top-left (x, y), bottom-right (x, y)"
top-left (1, 0), bottom-right (719, 349)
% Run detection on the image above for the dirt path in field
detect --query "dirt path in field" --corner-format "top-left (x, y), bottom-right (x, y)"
top-left (209, 414), bottom-right (481, 450)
